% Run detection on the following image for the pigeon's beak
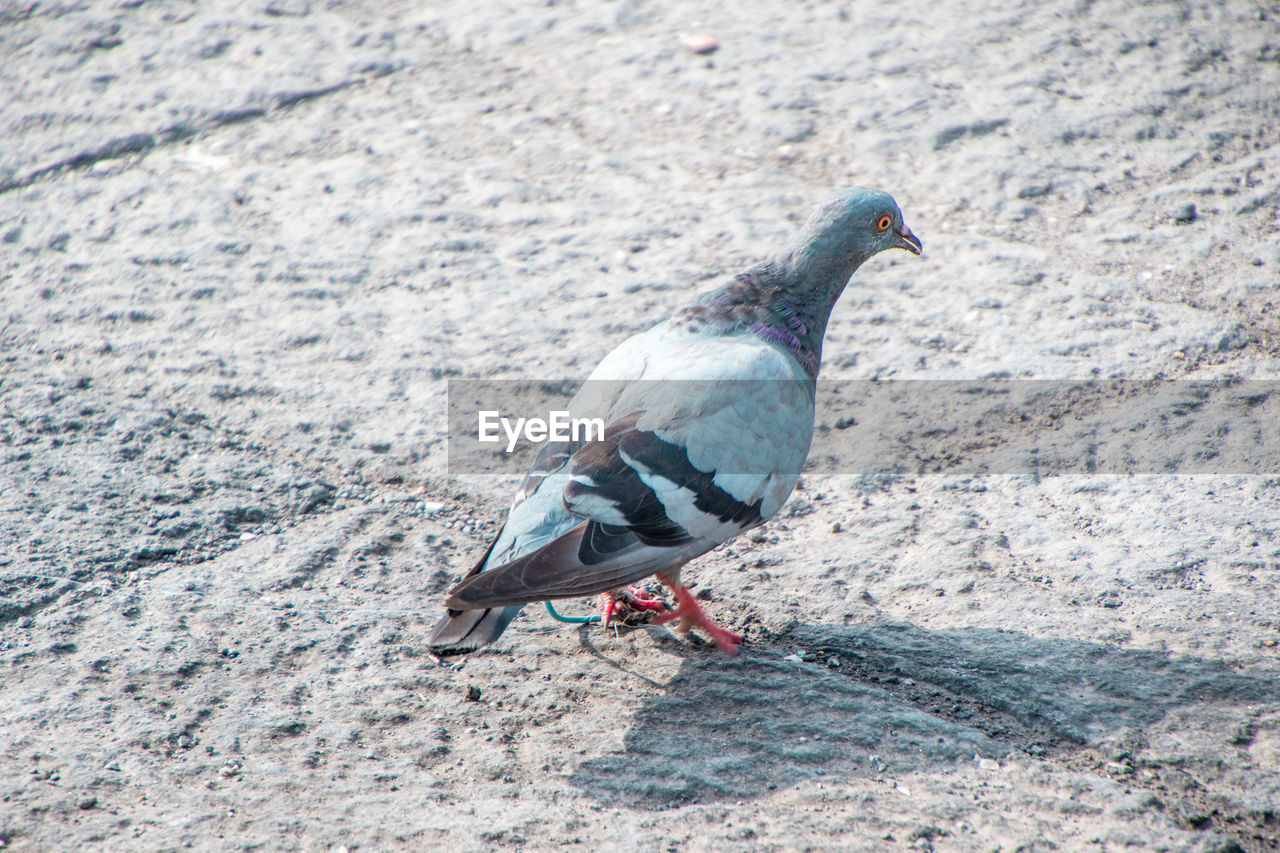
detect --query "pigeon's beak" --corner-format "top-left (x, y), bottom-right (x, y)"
top-left (894, 224), bottom-right (923, 256)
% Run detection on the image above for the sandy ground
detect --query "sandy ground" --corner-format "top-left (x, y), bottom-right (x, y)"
top-left (2, 0), bottom-right (1279, 850)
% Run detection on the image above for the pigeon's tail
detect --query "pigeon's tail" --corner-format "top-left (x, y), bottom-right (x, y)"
top-left (427, 605), bottom-right (523, 653)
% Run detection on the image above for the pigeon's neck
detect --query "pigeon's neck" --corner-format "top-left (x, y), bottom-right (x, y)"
top-left (679, 249), bottom-right (864, 379)
top-left (742, 290), bottom-right (820, 380)
top-left (770, 240), bottom-right (868, 342)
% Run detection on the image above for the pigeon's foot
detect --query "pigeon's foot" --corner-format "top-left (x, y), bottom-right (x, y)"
top-left (652, 579), bottom-right (743, 656)
top-left (598, 586), bottom-right (668, 629)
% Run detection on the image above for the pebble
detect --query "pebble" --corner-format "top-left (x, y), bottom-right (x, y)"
top-left (1172, 202), bottom-right (1197, 223)
top-left (681, 34), bottom-right (719, 54)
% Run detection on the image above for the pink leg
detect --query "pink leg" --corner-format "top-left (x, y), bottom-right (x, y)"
top-left (652, 574), bottom-right (743, 656)
top-left (598, 587), bottom-right (668, 629)
top-left (599, 595), bottom-right (617, 629)
top-left (621, 586), bottom-right (667, 613)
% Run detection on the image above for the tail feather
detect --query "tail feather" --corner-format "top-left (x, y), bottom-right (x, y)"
top-left (445, 522), bottom-right (680, 608)
top-left (427, 605), bottom-right (524, 653)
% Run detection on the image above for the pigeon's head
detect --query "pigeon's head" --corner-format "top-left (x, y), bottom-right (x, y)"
top-left (747, 187), bottom-right (922, 361)
top-left (802, 187), bottom-right (923, 264)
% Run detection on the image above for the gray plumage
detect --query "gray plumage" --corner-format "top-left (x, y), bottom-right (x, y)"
top-left (428, 187), bottom-right (922, 653)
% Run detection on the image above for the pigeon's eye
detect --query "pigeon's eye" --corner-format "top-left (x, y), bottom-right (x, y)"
top-left (876, 214), bottom-right (892, 231)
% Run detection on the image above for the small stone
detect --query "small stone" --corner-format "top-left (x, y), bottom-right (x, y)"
top-left (1172, 202), bottom-right (1197, 223)
top-left (77, 796), bottom-right (98, 810)
top-left (681, 34), bottom-right (719, 54)
top-left (263, 0), bottom-right (310, 15)
top-left (1216, 324), bottom-right (1252, 352)
top-left (466, 684), bottom-right (482, 702)
top-left (830, 522), bottom-right (843, 533)
top-left (1229, 724), bottom-right (1255, 745)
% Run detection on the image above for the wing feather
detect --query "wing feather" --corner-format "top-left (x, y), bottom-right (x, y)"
top-left (445, 522), bottom-right (685, 607)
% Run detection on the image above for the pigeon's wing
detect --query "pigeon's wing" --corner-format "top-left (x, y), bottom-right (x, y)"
top-left (444, 520), bottom-right (690, 608)
top-left (445, 364), bottom-right (816, 608)
top-left (577, 325), bottom-right (819, 535)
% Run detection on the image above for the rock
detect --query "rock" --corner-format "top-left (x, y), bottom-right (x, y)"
top-left (263, 0), bottom-right (310, 15)
top-left (218, 503), bottom-right (269, 529)
top-left (1215, 324), bottom-right (1252, 352)
top-left (681, 34), bottom-right (718, 54)
top-left (299, 484), bottom-right (336, 514)
top-left (934, 118), bottom-right (1009, 149)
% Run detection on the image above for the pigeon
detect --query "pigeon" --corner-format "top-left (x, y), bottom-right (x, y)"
top-left (428, 187), bottom-right (922, 655)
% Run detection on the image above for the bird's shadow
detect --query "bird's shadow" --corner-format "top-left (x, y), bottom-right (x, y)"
top-left (568, 620), bottom-right (1280, 807)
